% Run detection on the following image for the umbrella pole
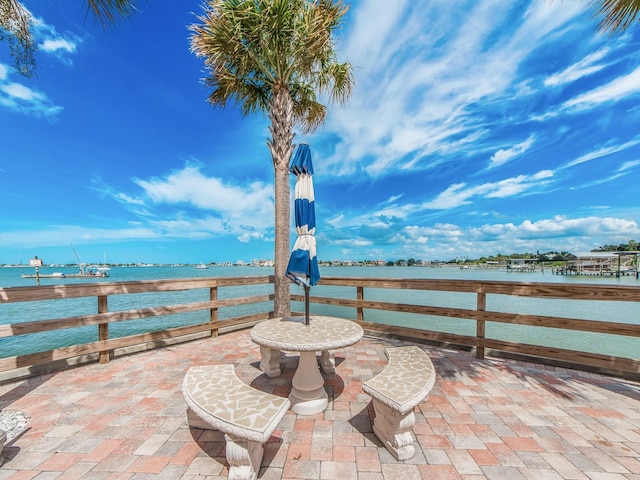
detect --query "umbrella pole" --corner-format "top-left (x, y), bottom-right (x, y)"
top-left (304, 284), bottom-right (310, 326)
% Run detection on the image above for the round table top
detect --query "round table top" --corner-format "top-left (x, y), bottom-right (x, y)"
top-left (250, 316), bottom-right (363, 352)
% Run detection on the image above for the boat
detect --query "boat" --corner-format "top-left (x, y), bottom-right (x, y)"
top-left (68, 244), bottom-right (109, 278)
top-left (97, 253), bottom-right (111, 272)
top-left (196, 262), bottom-right (209, 269)
top-left (67, 265), bottom-right (109, 278)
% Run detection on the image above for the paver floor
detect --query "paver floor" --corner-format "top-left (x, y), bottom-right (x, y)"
top-left (1, 329), bottom-right (639, 479)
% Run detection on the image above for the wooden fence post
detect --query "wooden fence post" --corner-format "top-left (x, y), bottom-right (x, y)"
top-left (476, 286), bottom-right (486, 360)
top-left (357, 286), bottom-right (364, 322)
top-left (98, 295), bottom-right (110, 364)
top-left (210, 286), bottom-right (218, 338)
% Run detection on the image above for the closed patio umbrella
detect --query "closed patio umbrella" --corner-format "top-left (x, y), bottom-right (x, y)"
top-left (286, 143), bottom-right (320, 325)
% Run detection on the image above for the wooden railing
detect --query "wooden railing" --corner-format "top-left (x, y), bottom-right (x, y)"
top-left (1, 275), bottom-right (639, 380)
top-left (0, 276), bottom-right (275, 376)
top-left (296, 276), bottom-right (640, 376)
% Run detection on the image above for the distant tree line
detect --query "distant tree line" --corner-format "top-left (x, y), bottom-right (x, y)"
top-left (329, 252), bottom-right (577, 266)
top-left (450, 251), bottom-right (575, 265)
top-left (592, 240), bottom-right (639, 252)
top-left (386, 241), bottom-right (640, 266)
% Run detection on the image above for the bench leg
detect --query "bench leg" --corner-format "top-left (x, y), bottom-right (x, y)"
top-left (259, 346), bottom-right (281, 378)
top-left (370, 399), bottom-right (416, 460)
top-left (319, 350), bottom-right (335, 373)
top-left (225, 433), bottom-right (264, 480)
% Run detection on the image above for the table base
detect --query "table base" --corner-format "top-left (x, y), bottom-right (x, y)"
top-left (289, 351), bottom-right (328, 415)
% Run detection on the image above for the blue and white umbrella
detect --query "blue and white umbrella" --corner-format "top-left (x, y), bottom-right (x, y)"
top-left (285, 144), bottom-right (320, 325)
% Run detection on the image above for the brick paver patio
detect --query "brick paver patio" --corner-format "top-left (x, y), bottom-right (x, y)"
top-left (1, 328), bottom-right (639, 479)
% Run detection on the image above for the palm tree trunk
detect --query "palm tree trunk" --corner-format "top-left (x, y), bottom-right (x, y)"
top-left (268, 86), bottom-right (295, 318)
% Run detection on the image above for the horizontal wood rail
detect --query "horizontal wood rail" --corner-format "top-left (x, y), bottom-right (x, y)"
top-left (1, 274), bottom-right (639, 380)
top-left (0, 276), bottom-right (275, 377)
top-left (293, 276), bottom-right (640, 377)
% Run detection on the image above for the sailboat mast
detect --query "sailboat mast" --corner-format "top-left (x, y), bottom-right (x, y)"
top-left (71, 244), bottom-right (81, 265)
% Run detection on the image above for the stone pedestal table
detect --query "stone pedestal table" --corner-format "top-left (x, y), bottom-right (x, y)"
top-left (250, 316), bottom-right (363, 415)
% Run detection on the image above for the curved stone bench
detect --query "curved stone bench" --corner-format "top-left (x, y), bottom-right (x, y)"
top-left (362, 346), bottom-right (436, 460)
top-left (183, 365), bottom-right (290, 480)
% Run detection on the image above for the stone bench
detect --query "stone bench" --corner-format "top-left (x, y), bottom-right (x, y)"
top-left (363, 346), bottom-right (436, 460)
top-left (182, 365), bottom-right (290, 480)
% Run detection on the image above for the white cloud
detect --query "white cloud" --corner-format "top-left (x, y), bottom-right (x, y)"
top-left (572, 158), bottom-right (640, 188)
top-left (146, 216), bottom-right (250, 240)
top-left (529, 66), bottom-right (640, 121)
top-left (489, 135), bottom-right (535, 168)
top-left (40, 38), bottom-right (77, 54)
top-left (473, 215), bottom-right (639, 240)
top-left (618, 160), bottom-right (640, 172)
top-left (403, 223), bottom-right (464, 241)
top-left (0, 79), bottom-right (62, 117)
top-left (561, 65), bottom-right (640, 112)
top-left (0, 12), bottom-right (71, 118)
top-left (89, 164), bottom-right (277, 245)
top-left (342, 0), bottom-right (410, 70)
top-left (421, 170), bottom-right (554, 209)
top-left (421, 183), bottom-right (476, 210)
top-left (327, 213), bottom-right (640, 261)
top-left (327, 170), bottom-right (558, 248)
top-left (332, 238), bottom-right (373, 247)
top-left (49, 165), bottom-right (279, 247)
top-left (0, 13), bottom-right (80, 119)
top-left (565, 137), bottom-right (640, 167)
top-left (323, 169), bottom-right (559, 258)
top-left (130, 165), bottom-right (275, 241)
top-left (114, 192), bottom-right (145, 206)
top-left (393, 215), bottom-right (639, 260)
top-left (238, 231), bottom-right (266, 243)
top-left (325, 213), bottom-right (345, 227)
top-left (31, 12), bottom-right (81, 63)
top-left (320, 0), bottom-right (585, 177)
top-left (544, 47), bottom-right (610, 87)
top-left (485, 171), bottom-right (553, 198)
top-left (1, 82), bottom-right (44, 101)
top-left (135, 165), bottom-right (272, 215)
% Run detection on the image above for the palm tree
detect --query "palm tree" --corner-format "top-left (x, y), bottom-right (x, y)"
top-left (190, 0), bottom-right (353, 318)
top-left (1, 0), bottom-right (137, 76)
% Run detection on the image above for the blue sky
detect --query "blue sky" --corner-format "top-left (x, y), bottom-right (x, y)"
top-left (1, 0), bottom-right (640, 266)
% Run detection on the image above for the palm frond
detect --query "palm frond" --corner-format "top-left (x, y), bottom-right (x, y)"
top-left (86, 0), bottom-right (139, 26)
top-left (1, 0), bottom-right (139, 76)
top-left (589, 0), bottom-right (640, 33)
top-left (0, 0), bottom-right (36, 76)
top-left (190, 0), bottom-right (354, 133)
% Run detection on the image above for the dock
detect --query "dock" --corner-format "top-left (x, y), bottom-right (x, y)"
top-left (20, 272), bottom-right (65, 279)
top-left (506, 258), bottom-right (538, 272)
top-left (553, 251), bottom-right (639, 278)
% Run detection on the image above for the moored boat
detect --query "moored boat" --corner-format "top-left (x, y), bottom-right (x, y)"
top-left (67, 265), bottom-right (109, 278)
top-left (68, 245), bottom-right (109, 277)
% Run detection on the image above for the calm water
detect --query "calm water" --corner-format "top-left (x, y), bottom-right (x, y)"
top-left (1, 265), bottom-right (638, 359)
